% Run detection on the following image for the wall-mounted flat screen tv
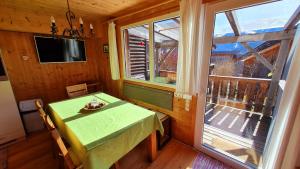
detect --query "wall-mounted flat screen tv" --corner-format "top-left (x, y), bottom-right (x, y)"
top-left (34, 36), bottom-right (87, 63)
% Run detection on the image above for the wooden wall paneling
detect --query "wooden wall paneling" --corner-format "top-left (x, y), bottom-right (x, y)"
top-left (0, 30), bottom-right (106, 104)
top-left (172, 96), bottom-right (197, 145)
top-left (94, 21), bottom-right (123, 98)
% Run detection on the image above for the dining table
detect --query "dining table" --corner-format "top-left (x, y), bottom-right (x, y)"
top-left (48, 92), bottom-right (164, 169)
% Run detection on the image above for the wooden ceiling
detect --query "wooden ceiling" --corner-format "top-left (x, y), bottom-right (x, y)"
top-left (0, 0), bottom-right (176, 21)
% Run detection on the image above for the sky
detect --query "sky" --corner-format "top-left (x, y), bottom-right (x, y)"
top-left (214, 0), bottom-right (300, 36)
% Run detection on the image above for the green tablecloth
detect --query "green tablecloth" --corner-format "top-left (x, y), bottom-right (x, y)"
top-left (48, 92), bottom-right (163, 169)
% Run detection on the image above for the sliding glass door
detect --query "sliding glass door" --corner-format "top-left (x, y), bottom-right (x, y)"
top-left (196, 0), bottom-right (300, 168)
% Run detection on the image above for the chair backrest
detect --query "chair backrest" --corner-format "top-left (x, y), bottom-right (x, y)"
top-left (35, 100), bottom-right (55, 131)
top-left (51, 129), bottom-right (77, 169)
top-left (35, 101), bottom-right (79, 169)
top-left (66, 83), bottom-right (88, 98)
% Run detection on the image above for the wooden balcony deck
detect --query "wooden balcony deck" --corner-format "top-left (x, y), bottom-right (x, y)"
top-left (203, 103), bottom-right (272, 166)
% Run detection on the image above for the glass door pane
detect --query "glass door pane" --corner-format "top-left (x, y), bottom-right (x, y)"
top-left (202, 0), bottom-right (299, 168)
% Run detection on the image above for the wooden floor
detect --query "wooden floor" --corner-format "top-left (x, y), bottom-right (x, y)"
top-left (120, 138), bottom-right (197, 169)
top-left (205, 103), bottom-right (271, 146)
top-left (1, 130), bottom-right (198, 169)
top-left (204, 103), bottom-right (272, 167)
top-left (2, 131), bottom-right (59, 169)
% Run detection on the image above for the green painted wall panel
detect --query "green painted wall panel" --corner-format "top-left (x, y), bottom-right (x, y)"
top-left (123, 83), bottom-right (173, 111)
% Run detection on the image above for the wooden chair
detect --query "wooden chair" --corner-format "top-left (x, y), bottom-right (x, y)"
top-left (66, 83), bottom-right (88, 98)
top-left (35, 100), bottom-right (55, 130)
top-left (51, 129), bottom-right (82, 169)
top-left (35, 100), bottom-right (83, 169)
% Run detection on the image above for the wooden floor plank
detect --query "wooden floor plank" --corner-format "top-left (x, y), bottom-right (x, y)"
top-left (204, 104), bottom-right (271, 144)
top-left (119, 139), bottom-right (198, 169)
top-left (3, 130), bottom-right (199, 169)
top-left (203, 104), bottom-right (272, 167)
top-left (5, 130), bottom-right (58, 169)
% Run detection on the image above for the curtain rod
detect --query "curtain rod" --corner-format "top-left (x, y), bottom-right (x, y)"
top-left (107, 0), bottom-right (179, 23)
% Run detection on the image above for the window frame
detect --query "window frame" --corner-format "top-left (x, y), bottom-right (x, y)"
top-left (120, 11), bottom-right (180, 88)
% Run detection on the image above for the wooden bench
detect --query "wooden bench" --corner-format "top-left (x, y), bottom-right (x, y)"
top-left (156, 112), bottom-right (171, 150)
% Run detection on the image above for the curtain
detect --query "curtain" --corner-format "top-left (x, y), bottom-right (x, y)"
top-left (175, 0), bottom-right (205, 110)
top-left (108, 21), bottom-right (120, 80)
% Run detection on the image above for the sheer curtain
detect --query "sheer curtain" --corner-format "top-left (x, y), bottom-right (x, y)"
top-left (108, 21), bottom-right (120, 80)
top-left (175, 0), bottom-right (205, 110)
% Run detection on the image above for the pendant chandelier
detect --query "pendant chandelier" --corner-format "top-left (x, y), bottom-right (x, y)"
top-left (50, 0), bottom-right (94, 38)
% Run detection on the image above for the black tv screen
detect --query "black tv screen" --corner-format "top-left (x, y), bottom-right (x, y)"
top-left (34, 36), bottom-right (86, 63)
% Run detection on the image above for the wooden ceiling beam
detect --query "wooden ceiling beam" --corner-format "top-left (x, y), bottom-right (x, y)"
top-left (284, 5), bottom-right (300, 30)
top-left (108, 0), bottom-right (179, 22)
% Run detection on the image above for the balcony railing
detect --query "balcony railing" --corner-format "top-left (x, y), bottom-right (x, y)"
top-left (158, 70), bottom-right (271, 114)
top-left (207, 75), bottom-right (271, 114)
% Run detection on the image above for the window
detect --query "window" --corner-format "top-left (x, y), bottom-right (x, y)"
top-left (123, 24), bottom-right (150, 81)
top-left (122, 14), bottom-right (180, 86)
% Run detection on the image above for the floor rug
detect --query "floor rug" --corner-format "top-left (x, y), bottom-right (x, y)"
top-left (192, 153), bottom-right (233, 169)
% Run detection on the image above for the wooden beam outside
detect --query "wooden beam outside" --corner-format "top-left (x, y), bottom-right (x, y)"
top-left (209, 75), bottom-right (271, 83)
top-left (158, 47), bottom-right (176, 67)
top-left (225, 11), bottom-right (241, 36)
top-left (284, 5), bottom-right (300, 30)
top-left (158, 27), bottom-right (179, 32)
top-left (241, 42), bottom-right (273, 71)
top-left (264, 39), bottom-right (292, 116)
top-left (213, 30), bottom-right (295, 44)
top-left (224, 11), bottom-right (274, 71)
top-left (222, 6), bottom-right (298, 117)
top-left (155, 41), bottom-right (178, 48)
top-left (142, 25), bottom-right (177, 41)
